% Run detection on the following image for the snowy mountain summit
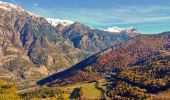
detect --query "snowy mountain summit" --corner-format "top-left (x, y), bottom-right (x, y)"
top-left (106, 27), bottom-right (137, 33)
top-left (105, 27), bottom-right (139, 37)
top-left (0, 1), bottom-right (24, 11)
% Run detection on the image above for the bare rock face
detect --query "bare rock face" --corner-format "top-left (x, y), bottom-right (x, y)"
top-left (47, 56), bottom-right (54, 66)
top-left (0, 45), bottom-right (3, 56)
top-left (38, 65), bottom-right (48, 75)
top-left (56, 23), bottom-right (68, 33)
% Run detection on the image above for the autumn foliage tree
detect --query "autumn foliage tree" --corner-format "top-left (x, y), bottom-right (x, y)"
top-left (0, 80), bottom-right (21, 100)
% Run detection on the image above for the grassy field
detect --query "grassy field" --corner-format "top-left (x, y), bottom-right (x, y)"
top-left (81, 82), bottom-right (103, 99)
top-left (62, 79), bottom-right (107, 99)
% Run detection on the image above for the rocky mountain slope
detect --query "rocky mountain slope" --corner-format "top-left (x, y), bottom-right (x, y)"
top-left (0, 1), bottom-right (91, 85)
top-left (37, 32), bottom-right (170, 85)
top-left (61, 22), bottom-right (138, 53)
top-left (0, 1), bottom-right (138, 85)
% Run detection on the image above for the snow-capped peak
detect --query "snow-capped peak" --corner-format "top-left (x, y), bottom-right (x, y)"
top-left (0, 1), bottom-right (24, 11)
top-left (46, 18), bottom-right (74, 27)
top-left (105, 27), bottom-right (137, 33)
top-left (104, 27), bottom-right (139, 37)
top-left (106, 27), bottom-right (124, 33)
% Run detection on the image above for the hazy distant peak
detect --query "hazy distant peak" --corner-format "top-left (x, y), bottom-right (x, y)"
top-left (72, 21), bottom-right (82, 25)
top-left (69, 22), bottom-right (91, 30)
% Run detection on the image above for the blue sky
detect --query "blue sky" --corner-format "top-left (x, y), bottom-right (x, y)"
top-left (3, 0), bottom-right (170, 34)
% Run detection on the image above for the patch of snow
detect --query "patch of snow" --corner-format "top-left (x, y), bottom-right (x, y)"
top-left (106, 27), bottom-right (124, 33)
top-left (105, 27), bottom-right (137, 33)
top-left (103, 27), bottom-right (139, 37)
top-left (46, 18), bottom-right (74, 27)
top-left (0, 0), bottom-right (24, 11)
top-left (0, 5), bottom-right (10, 11)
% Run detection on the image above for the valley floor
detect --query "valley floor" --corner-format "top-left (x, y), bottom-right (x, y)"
top-left (17, 79), bottom-right (107, 100)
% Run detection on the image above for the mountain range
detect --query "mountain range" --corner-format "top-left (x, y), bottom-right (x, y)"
top-left (0, 1), bottom-right (138, 85)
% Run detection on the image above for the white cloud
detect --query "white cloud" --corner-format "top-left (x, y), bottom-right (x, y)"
top-left (34, 3), bottom-right (38, 7)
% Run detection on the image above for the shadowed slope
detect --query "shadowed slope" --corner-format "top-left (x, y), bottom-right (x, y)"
top-left (37, 42), bottom-right (124, 85)
top-left (37, 32), bottom-right (170, 86)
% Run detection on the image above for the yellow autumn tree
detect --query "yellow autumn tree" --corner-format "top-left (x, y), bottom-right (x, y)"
top-left (0, 80), bottom-right (21, 100)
